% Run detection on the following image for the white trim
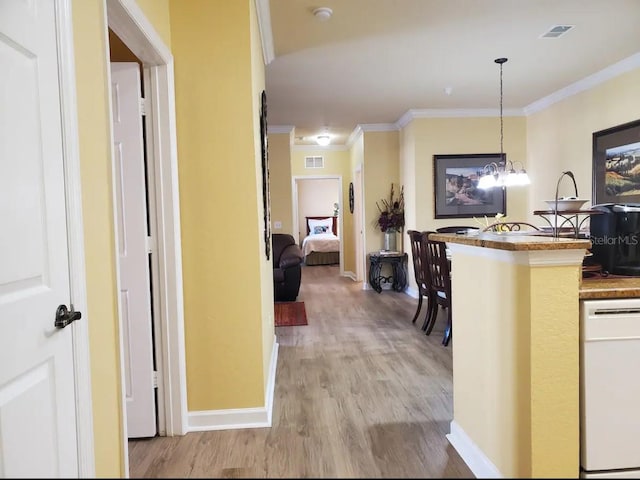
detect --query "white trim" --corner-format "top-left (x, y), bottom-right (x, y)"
top-left (346, 125), bottom-right (363, 148)
top-left (291, 144), bottom-right (349, 152)
top-left (524, 52), bottom-right (640, 115)
top-left (446, 420), bottom-right (503, 478)
top-left (57, 0), bottom-right (95, 475)
top-left (342, 271), bottom-right (356, 281)
top-left (106, 0), bottom-right (188, 472)
top-left (254, 0), bottom-right (275, 65)
top-left (404, 286), bottom-right (419, 299)
top-left (528, 249), bottom-right (587, 267)
top-left (396, 108), bottom-right (524, 129)
top-left (268, 125), bottom-right (294, 134)
top-left (448, 242), bottom-right (587, 267)
top-left (187, 339), bottom-right (279, 431)
top-left (358, 123), bottom-right (399, 132)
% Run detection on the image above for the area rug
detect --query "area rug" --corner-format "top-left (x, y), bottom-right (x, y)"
top-left (274, 301), bottom-right (308, 327)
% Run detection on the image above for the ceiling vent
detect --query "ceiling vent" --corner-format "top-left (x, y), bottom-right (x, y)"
top-left (540, 25), bottom-right (574, 38)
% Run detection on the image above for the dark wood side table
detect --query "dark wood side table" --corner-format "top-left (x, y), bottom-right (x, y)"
top-left (368, 252), bottom-right (408, 293)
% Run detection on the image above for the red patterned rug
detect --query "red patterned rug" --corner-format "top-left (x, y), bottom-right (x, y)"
top-left (274, 301), bottom-right (307, 327)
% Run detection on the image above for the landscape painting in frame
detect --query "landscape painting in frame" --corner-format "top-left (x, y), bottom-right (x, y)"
top-left (434, 153), bottom-right (506, 219)
top-left (593, 119), bottom-right (640, 205)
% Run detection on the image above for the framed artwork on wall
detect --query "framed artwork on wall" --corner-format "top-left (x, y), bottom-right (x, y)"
top-left (592, 119), bottom-right (640, 206)
top-left (433, 153), bottom-right (507, 219)
top-left (260, 90), bottom-right (271, 260)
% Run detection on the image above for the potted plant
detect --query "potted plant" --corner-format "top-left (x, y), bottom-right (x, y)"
top-left (375, 183), bottom-right (405, 251)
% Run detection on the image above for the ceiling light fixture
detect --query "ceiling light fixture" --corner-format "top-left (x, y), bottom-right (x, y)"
top-left (478, 58), bottom-right (531, 189)
top-left (313, 7), bottom-right (333, 21)
top-left (316, 134), bottom-right (331, 146)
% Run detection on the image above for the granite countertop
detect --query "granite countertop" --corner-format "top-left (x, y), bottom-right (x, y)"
top-left (430, 231), bottom-right (591, 251)
top-left (580, 277), bottom-right (640, 299)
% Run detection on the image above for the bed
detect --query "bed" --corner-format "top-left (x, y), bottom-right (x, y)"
top-left (301, 216), bottom-right (340, 265)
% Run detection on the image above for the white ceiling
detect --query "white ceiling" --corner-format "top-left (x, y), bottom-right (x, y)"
top-left (264, 0), bottom-right (640, 146)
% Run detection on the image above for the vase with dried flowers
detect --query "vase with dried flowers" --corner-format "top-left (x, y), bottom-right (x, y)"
top-left (375, 183), bottom-right (405, 251)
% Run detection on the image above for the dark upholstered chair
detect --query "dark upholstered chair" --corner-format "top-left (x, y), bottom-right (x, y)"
top-left (272, 233), bottom-right (304, 302)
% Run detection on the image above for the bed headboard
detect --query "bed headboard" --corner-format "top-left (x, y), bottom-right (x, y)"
top-left (306, 216), bottom-right (338, 236)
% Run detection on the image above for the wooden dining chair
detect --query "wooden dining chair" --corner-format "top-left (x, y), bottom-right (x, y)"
top-left (406, 230), bottom-right (435, 331)
top-left (424, 233), bottom-right (453, 346)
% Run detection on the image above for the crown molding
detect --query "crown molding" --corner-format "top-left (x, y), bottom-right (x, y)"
top-left (255, 0), bottom-right (275, 65)
top-left (524, 52), bottom-right (640, 115)
top-left (291, 144), bottom-right (349, 152)
top-left (358, 123), bottom-right (399, 132)
top-left (346, 125), bottom-right (363, 148)
top-left (268, 125), bottom-right (294, 134)
top-left (397, 108), bottom-right (525, 129)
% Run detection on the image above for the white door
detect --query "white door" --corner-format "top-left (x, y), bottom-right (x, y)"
top-left (110, 62), bottom-right (157, 438)
top-left (0, 0), bottom-right (79, 476)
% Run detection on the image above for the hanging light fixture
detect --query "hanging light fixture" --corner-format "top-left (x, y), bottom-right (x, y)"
top-left (478, 58), bottom-right (531, 189)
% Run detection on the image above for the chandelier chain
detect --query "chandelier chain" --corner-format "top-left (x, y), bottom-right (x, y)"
top-left (499, 61), bottom-right (504, 159)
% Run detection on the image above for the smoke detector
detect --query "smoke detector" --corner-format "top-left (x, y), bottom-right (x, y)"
top-left (313, 7), bottom-right (333, 21)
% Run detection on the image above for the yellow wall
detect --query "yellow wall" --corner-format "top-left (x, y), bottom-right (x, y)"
top-left (362, 130), bottom-right (400, 255)
top-left (72, 0), bottom-right (122, 475)
top-left (451, 249), bottom-right (580, 477)
top-left (347, 135), bottom-right (365, 276)
top-left (405, 116), bottom-right (528, 232)
top-left (169, 0), bottom-right (269, 410)
top-left (527, 68), bottom-right (640, 215)
top-left (135, 0), bottom-right (172, 46)
top-left (268, 132), bottom-right (294, 235)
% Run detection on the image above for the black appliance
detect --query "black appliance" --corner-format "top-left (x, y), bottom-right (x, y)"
top-left (590, 203), bottom-right (640, 276)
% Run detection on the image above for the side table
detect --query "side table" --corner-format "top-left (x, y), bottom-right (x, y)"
top-left (368, 252), bottom-right (408, 293)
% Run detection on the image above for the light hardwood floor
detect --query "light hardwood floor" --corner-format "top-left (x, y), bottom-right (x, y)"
top-left (128, 265), bottom-right (474, 478)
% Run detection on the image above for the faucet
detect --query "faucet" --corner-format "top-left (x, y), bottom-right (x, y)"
top-left (553, 171), bottom-right (579, 237)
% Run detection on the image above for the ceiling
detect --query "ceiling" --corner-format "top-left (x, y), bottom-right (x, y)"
top-left (264, 0), bottom-right (640, 146)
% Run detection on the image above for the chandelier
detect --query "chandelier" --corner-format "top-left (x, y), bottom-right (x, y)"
top-left (478, 57), bottom-right (531, 189)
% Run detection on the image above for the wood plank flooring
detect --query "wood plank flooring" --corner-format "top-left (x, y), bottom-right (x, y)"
top-left (128, 265), bottom-right (474, 478)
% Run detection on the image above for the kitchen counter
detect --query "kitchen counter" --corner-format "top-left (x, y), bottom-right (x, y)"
top-left (429, 231), bottom-right (591, 251)
top-left (580, 277), bottom-right (640, 299)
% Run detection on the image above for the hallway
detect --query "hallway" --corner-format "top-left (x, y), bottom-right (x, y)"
top-left (128, 265), bottom-right (473, 478)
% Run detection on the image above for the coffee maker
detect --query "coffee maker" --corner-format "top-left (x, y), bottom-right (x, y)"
top-left (590, 203), bottom-right (640, 276)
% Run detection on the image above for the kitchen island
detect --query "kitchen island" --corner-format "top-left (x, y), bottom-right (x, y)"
top-left (430, 231), bottom-right (590, 478)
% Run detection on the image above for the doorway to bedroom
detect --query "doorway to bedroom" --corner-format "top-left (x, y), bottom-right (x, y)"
top-left (293, 176), bottom-right (343, 274)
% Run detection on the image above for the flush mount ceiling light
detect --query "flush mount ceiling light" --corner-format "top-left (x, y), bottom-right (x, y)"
top-left (478, 57), bottom-right (531, 189)
top-left (316, 134), bottom-right (331, 146)
top-left (313, 7), bottom-right (333, 21)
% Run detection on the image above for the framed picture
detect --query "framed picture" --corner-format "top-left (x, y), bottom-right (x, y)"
top-left (433, 153), bottom-right (507, 219)
top-left (592, 119), bottom-right (640, 206)
top-left (260, 90), bottom-right (271, 260)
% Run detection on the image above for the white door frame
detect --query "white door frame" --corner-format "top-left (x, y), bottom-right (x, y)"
top-left (291, 175), bottom-right (344, 275)
top-left (56, 0), bottom-right (95, 475)
top-left (105, 0), bottom-right (188, 466)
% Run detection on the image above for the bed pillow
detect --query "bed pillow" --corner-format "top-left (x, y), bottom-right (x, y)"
top-left (308, 217), bottom-right (333, 235)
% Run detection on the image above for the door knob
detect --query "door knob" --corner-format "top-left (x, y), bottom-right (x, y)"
top-left (55, 304), bottom-right (82, 329)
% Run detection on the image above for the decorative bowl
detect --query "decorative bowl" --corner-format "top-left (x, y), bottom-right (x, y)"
top-left (543, 198), bottom-right (589, 212)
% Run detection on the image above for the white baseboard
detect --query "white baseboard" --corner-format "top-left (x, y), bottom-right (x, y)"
top-left (405, 286), bottom-right (419, 298)
top-left (446, 420), bottom-right (503, 478)
top-left (187, 337), bottom-right (279, 432)
top-left (342, 270), bottom-right (356, 281)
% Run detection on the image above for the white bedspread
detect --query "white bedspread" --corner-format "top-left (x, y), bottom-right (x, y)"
top-left (301, 233), bottom-right (340, 256)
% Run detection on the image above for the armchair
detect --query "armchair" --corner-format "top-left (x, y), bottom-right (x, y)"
top-left (272, 233), bottom-right (304, 302)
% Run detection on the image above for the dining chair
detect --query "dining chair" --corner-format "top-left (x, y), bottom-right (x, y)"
top-left (482, 221), bottom-right (540, 232)
top-left (424, 233), bottom-right (453, 346)
top-left (406, 230), bottom-right (435, 331)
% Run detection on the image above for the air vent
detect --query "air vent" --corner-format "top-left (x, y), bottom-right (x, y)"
top-left (540, 25), bottom-right (574, 38)
top-left (305, 156), bottom-right (324, 169)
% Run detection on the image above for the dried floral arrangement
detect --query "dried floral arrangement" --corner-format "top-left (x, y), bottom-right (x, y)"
top-left (375, 183), bottom-right (405, 232)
